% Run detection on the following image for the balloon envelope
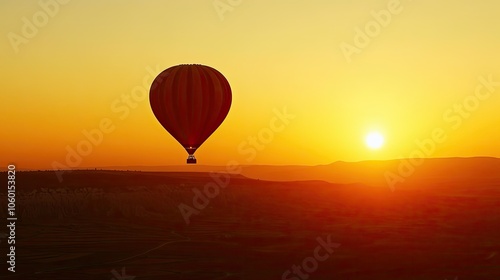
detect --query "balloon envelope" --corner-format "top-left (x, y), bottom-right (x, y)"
top-left (149, 64), bottom-right (232, 164)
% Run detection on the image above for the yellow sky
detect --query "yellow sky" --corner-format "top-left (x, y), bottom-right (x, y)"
top-left (1, 0), bottom-right (500, 169)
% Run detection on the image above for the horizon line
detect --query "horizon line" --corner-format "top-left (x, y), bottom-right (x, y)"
top-left (4, 156), bottom-right (499, 172)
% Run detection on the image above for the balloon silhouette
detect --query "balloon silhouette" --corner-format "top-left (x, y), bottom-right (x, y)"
top-left (149, 64), bottom-right (232, 164)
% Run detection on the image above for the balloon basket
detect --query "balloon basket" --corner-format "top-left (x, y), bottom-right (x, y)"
top-left (187, 155), bottom-right (197, 164)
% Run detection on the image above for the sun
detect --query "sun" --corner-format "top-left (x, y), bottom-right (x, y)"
top-left (365, 132), bottom-right (384, 149)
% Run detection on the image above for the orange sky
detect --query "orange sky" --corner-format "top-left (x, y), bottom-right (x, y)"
top-left (1, 0), bottom-right (500, 169)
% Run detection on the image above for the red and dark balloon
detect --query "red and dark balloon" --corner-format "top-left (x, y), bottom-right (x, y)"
top-left (149, 64), bottom-right (232, 164)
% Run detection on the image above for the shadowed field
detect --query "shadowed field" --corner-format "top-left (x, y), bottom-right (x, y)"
top-left (1, 168), bottom-right (500, 279)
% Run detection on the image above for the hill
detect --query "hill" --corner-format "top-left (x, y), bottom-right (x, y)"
top-left (0, 168), bottom-right (499, 279)
top-left (99, 157), bottom-right (500, 190)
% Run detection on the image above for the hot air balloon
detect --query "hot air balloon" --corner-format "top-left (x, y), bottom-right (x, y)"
top-left (149, 64), bottom-right (232, 164)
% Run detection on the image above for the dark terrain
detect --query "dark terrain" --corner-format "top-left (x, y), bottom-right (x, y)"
top-left (1, 160), bottom-right (500, 279)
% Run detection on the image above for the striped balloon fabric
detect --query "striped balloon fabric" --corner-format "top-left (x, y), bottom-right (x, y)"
top-left (150, 64), bottom-right (232, 164)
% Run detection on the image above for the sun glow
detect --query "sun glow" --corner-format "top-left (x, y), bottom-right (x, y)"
top-left (365, 132), bottom-right (384, 150)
